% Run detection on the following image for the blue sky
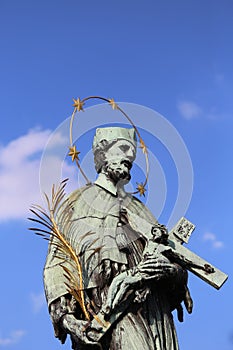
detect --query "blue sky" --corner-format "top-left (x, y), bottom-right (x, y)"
top-left (0, 0), bottom-right (233, 349)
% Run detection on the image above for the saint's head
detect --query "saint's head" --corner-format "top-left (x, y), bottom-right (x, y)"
top-left (93, 127), bottom-right (137, 185)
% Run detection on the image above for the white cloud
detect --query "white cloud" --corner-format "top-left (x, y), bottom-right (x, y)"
top-left (0, 330), bottom-right (26, 346)
top-left (213, 240), bottom-right (224, 249)
top-left (0, 128), bottom-right (75, 221)
top-left (0, 128), bottom-right (50, 167)
top-left (177, 101), bottom-right (202, 120)
top-left (30, 292), bottom-right (46, 313)
top-left (203, 232), bottom-right (224, 249)
top-left (203, 232), bottom-right (215, 241)
top-left (177, 100), bottom-right (227, 122)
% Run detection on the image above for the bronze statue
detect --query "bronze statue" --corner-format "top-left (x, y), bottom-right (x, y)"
top-left (30, 97), bottom-right (227, 350)
top-left (43, 127), bottom-right (194, 350)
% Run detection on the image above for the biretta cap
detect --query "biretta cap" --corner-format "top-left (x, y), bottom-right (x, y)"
top-left (93, 127), bottom-right (137, 150)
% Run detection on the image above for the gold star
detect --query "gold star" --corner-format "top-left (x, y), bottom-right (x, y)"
top-left (68, 145), bottom-right (80, 162)
top-left (109, 98), bottom-right (118, 110)
top-left (73, 98), bottom-right (84, 111)
top-left (139, 138), bottom-right (148, 154)
top-left (136, 182), bottom-right (146, 196)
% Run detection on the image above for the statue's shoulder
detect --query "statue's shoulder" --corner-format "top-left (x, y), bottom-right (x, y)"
top-left (66, 183), bottom-right (107, 203)
top-left (66, 183), bottom-right (93, 202)
top-left (57, 183), bottom-right (94, 215)
top-left (128, 194), bottom-right (158, 224)
top-left (129, 194), bottom-right (146, 209)
top-left (129, 195), bottom-right (148, 213)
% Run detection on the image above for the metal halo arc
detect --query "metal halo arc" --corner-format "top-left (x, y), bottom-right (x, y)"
top-left (69, 96), bottom-right (149, 195)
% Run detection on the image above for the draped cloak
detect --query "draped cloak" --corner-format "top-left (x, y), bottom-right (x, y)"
top-left (44, 182), bottom-right (181, 350)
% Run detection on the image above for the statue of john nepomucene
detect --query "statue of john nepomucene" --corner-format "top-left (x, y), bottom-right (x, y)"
top-left (43, 127), bottom-right (193, 350)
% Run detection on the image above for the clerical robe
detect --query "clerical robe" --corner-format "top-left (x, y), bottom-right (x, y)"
top-left (44, 182), bottom-right (183, 350)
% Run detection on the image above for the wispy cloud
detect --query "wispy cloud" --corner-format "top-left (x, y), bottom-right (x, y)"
top-left (177, 99), bottom-right (228, 121)
top-left (0, 330), bottom-right (26, 346)
top-left (203, 232), bottom-right (224, 249)
top-left (177, 101), bottom-right (203, 120)
top-left (30, 292), bottom-right (46, 313)
top-left (0, 128), bottom-right (75, 221)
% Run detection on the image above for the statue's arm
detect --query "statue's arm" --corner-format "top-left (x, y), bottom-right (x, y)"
top-left (44, 257), bottom-right (101, 345)
top-left (48, 294), bottom-right (101, 346)
top-left (102, 254), bottom-right (193, 322)
top-left (43, 241), bottom-right (75, 343)
top-left (126, 202), bottom-right (194, 321)
top-left (48, 294), bottom-right (76, 344)
top-left (44, 231), bottom-right (102, 345)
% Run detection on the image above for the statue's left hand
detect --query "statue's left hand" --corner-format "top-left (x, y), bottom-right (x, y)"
top-left (103, 256), bottom-right (178, 314)
top-left (62, 314), bottom-right (103, 346)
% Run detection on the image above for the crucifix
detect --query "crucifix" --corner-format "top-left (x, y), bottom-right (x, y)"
top-left (87, 215), bottom-right (228, 342)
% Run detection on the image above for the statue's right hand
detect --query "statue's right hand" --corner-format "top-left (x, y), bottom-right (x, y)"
top-left (137, 256), bottom-right (178, 280)
top-left (62, 314), bottom-right (102, 346)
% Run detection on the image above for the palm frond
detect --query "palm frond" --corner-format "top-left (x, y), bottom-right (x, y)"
top-left (30, 205), bottom-right (51, 223)
top-left (28, 178), bottom-right (95, 321)
top-left (28, 216), bottom-right (53, 232)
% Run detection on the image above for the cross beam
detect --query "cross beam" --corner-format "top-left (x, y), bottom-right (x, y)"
top-left (162, 217), bottom-right (228, 289)
top-left (127, 213), bottom-right (228, 289)
top-left (87, 217), bottom-right (228, 341)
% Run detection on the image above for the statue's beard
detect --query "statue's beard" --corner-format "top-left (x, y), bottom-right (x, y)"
top-left (103, 159), bottom-right (132, 185)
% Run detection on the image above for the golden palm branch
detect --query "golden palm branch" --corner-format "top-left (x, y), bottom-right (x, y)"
top-left (28, 179), bottom-right (100, 321)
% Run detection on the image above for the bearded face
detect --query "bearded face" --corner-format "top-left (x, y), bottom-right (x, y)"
top-left (101, 140), bottom-right (136, 185)
top-left (103, 159), bottom-right (132, 184)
